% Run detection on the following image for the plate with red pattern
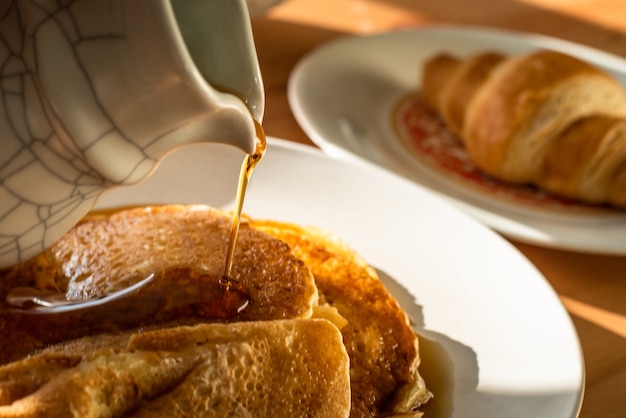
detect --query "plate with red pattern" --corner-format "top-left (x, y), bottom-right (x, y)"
top-left (288, 25), bottom-right (626, 254)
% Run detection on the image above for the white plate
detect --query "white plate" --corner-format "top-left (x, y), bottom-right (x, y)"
top-left (287, 25), bottom-right (626, 254)
top-left (96, 138), bottom-right (583, 418)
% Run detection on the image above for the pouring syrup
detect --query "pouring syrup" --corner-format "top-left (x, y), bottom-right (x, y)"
top-left (224, 119), bottom-right (267, 278)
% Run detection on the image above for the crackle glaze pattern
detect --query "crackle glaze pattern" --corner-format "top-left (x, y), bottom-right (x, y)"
top-left (0, 0), bottom-right (261, 267)
top-left (0, 1), bottom-right (127, 267)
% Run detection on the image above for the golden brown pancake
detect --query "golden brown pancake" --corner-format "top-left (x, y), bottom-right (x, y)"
top-left (0, 319), bottom-right (350, 418)
top-left (0, 205), bottom-right (318, 364)
top-left (251, 220), bottom-right (432, 417)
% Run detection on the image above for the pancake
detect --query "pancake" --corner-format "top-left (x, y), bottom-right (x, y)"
top-left (252, 220), bottom-right (433, 417)
top-left (0, 205), bottom-right (318, 364)
top-left (0, 319), bottom-right (350, 418)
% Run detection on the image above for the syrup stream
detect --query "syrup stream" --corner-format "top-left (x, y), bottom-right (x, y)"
top-left (223, 119), bottom-right (266, 278)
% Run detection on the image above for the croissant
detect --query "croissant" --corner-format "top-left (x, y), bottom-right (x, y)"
top-left (421, 49), bottom-right (626, 207)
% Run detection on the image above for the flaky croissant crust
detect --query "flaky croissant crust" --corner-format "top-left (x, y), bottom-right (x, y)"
top-left (422, 49), bottom-right (626, 207)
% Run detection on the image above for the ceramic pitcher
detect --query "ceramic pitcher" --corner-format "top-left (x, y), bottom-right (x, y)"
top-left (0, 0), bottom-right (264, 268)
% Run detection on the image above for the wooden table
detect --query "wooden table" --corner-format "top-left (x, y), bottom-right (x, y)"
top-left (250, 1), bottom-right (626, 416)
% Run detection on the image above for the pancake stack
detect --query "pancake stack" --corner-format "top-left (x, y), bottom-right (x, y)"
top-left (0, 205), bottom-right (432, 417)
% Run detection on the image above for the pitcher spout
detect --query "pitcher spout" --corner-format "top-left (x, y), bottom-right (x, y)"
top-left (171, 0), bottom-right (265, 130)
top-left (116, 0), bottom-right (266, 174)
top-left (150, 94), bottom-right (260, 158)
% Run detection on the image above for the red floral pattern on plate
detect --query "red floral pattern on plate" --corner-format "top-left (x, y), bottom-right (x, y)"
top-left (391, 93), bottom-right (617, 215)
